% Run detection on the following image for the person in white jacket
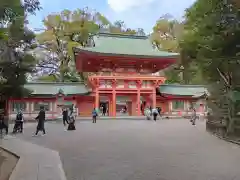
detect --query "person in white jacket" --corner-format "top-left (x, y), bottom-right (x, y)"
top-left (152, 108), bottom-right (159, 121)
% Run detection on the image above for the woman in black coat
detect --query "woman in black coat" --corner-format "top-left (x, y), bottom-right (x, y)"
top-left (34, 106), bottom-right (46, 136)
top-left (0, 113), bottom-right (8, 135)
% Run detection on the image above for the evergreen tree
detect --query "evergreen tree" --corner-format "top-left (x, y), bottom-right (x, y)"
top-left (0, 0), bottom-right (40, 111)
top-left (181, 0), bottom-right (240, 135)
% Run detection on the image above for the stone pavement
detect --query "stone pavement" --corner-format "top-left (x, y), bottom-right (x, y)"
top-left (0, 135), bottom-right (66, 180)
top-left (16, 119), bottom-right (240, 180)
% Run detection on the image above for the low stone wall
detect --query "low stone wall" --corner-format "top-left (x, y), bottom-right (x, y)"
top-left (206, 121), bottom-right (227, 137)
top-left (0, 148), bottom-right (18, 180)
top-left (0, 137), bottom-right (67, 180)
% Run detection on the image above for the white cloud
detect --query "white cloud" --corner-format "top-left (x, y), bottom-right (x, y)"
top-left (107, 0), bottom-right (155, 12)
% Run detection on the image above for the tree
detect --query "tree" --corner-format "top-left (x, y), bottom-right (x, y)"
top-left (136, 28), bottom-right (145, 36)
top-left (35, 9), bottom-right (144, 82)
top-left (35, 8), bottom-right (112, 82)
top-left (0, 0), bottom-right (40, 111)
top-left (0, 0), bottom-right (40, 22)
top-left (181, 0), bottom-right (240, 134)
top-left (109, 20), bottom-right (138, 35)
top-left (150, 15), bottom-right (185, 83)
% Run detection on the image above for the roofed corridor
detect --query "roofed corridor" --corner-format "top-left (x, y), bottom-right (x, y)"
top-left (18, 119), bottom-right (240, 180)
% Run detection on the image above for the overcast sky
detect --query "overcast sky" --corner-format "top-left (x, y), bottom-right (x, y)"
top-left (28, 0), bottom-right (196, 33)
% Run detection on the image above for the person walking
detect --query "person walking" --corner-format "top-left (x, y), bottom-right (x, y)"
top-left (67, 107), bottom-right (76, 130)
top-left (149, 106), bottom-right (152, 116)
top-left (191, 107), bottom-right (197, 126)
top-left (145, 108), bottom-right (151, 120)
top-left (62, 108), bottom-right (69, 127)
top-left (157, 107), bottom-right (162, 117)
top-left (13, 110), bottom-right (24, 133)
top-left (33, 106), bottom-right (46, 136)
top-left (92, 108), bottom-right (98, 123)
top-left (102, 105), bottom-right (106, 116)
top-left (0, 113), bottom-right (8, 135)
top-left (152, 108), bottom-right (159, 121)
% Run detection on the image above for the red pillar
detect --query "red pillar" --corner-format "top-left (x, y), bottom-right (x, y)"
top-left (137, 89), bottom-right (141, 116)
top-left (112, 91), bottom-right (116, 117)
top-left (136, 80), bottom-right (142, 116)
top-left (112, 79), bottom-right (116, 117)
top-left (95, 89), bottom-right (99, 110)
top-left (152, 88), bottom-right (156, 108)
top-left (108, 97), bottom-right (112, 116)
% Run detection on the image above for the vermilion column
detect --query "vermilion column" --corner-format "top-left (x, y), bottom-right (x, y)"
top-left (109, 97), bottom-right (112, 116)
top-left (95, 89), bottom-right (99, 110)
top-left (137, 89), bottom-right (141, 116)
top-left (112, 79), bottom-right (117, 117)
top-left (112, 91), bottom-right (116, 117)
top-left (136, 80), bottom-right (142, 116)
top-left (152, 88), bottom-right (156, 108)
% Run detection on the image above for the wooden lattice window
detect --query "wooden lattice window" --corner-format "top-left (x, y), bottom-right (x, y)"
top-left (172, 100), bottom-right (184, 110)
top-left (34, 102), bottom-right (50, 111)
top-left (11, 102), bottom-right (26, 112)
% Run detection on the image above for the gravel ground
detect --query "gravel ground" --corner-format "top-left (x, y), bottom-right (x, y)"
top-left (16, 119), bottom-right (240, 180)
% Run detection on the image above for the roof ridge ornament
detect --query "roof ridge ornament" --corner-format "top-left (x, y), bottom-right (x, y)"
top-left (58, 88), bottom-right (64, 96)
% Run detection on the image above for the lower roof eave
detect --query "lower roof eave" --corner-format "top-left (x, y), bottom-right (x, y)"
top-left (10, 93), bottom-right (90, 99)
top-left (160, 93), bottom-right (202, 99)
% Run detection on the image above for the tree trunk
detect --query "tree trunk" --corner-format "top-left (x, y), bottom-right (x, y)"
top-left (226, 90), bottom-right (235, 135)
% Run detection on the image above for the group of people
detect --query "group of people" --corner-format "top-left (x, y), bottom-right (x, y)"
top-left (100, 105), bottom-right (107, 116)
top-left (62, 107), bottom-right (76, 131)
top-left (0, 105), bottom-right (199, 138)
top-left (0, 105), bottom-right (78, 137)
top-left (144, 106), bottom-right (199, 126)
top-left (144, 107), bottom-right (162, 121)
top-left (35, 105), bottom-right (77, 135)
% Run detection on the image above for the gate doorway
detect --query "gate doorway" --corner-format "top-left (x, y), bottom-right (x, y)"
top-left (100, 101), bottom-right (109, 116)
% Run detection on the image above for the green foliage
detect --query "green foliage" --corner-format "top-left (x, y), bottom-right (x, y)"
top-left (35, 8), bottom-right (145, 82)
top-left (150, 16), bottom-right (187, 83)
top-left (0, 0), bottom-right (40, 25)
top-left (151, 16), bottom-right (182, 53)
top-left (0, 0), bottom-right (40, 100)
top-left (35, 8), bottom-right (114, 82)
top-left (181, 0), bottom-right (240, 134)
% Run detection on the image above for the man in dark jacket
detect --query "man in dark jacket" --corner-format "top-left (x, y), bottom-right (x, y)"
top-left (62, 108), bottom-right (68, 126)
top-left (34, 106), bottom-right (46, 136)
top-left (0, 113), bottom-right (8, 135)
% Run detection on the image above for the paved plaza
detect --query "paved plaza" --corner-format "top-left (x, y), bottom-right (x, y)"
top-left (16, 119), bottom-right (240, 180)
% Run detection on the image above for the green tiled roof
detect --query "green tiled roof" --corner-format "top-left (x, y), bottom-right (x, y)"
top-left (24, 82), bottom-right (89, 95)
top-left (74, 33), bottom-right (179, 58)
top-left (159, 84), bottom-right (208, 97)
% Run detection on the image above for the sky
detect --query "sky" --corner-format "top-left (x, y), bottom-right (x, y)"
top-left (28, 0), bottom-right (196, 33)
